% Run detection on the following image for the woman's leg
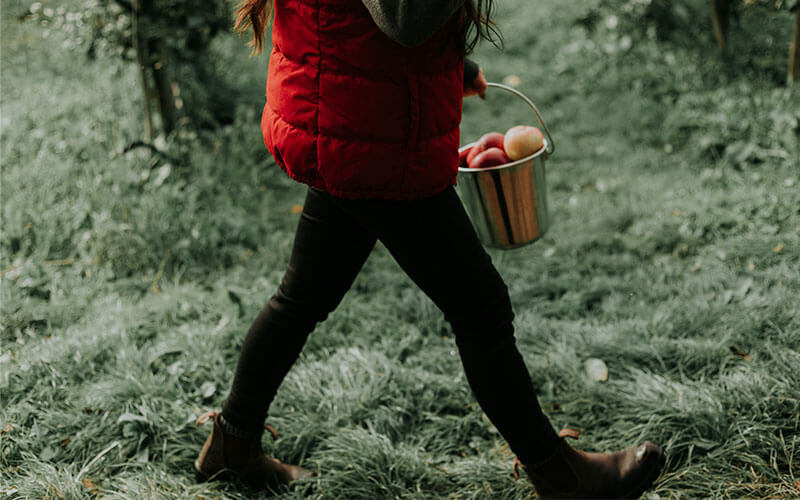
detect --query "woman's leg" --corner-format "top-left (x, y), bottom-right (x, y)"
top-left (328, 186), bottom-right (560, 466)
top-left (221, 187), bottom-right (377, 434)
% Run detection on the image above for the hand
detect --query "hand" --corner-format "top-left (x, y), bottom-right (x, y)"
top-left (464, 68), bottom-right (488, 99)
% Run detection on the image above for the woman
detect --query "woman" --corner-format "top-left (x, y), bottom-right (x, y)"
top-left (195, 0), bottom-right (666, 498)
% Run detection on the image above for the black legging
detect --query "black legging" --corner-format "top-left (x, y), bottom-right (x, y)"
top-left (222, 185), bottom-right (560, 465)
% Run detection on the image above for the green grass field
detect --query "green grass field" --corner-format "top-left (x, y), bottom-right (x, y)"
top-left (2, 0), bottom-right (799, 498)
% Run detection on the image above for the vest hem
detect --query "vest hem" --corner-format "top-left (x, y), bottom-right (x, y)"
top-left (281, 166), bottom-right (458, 201)
top-left (319, 177), bottom-right (457, 201)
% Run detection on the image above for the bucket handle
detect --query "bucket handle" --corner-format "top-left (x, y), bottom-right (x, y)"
top-left (485, 82), bottom-right (555, 157)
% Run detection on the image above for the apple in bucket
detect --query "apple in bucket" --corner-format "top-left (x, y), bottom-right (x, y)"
top-left (504, 125), bottom-right (544, 161)
top-left (469, 147), bottom-right (510, 169)
top-left (466, 132), bottom-right (506, 165)
top-left (461, 126), bottom-right (544, 168)
top-left (458, 146), bottom-right (472, 167)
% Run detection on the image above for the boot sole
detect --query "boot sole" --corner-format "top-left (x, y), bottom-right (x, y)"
top-left (195, 460), bottom-right (236, 484)
top-left (194, 460), bottom-right (206, 482)
top-left (622, 447), bottom-right (666, 499)
top-left (195, 459), bottom-right (311, 495)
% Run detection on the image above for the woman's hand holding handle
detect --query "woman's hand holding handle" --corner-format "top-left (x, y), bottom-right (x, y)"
top-left (464, 68), bottom-right (488, 99)
top-left (463, 58), bottom-right (487, 99)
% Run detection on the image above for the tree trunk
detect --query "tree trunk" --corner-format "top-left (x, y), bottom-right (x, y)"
top-left (150, 39), bottom-right (176, 135)
top-left (790, 9), bottom-right (800, 84)
top-left (132, 0), bottom-right (154, 140)
top-left (711, 0), bottom-right (731, 52)
top-left (133, 0), bottom-right (176, 136)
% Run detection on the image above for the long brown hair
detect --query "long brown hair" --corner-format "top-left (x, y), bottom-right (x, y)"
top-left (462, 0), bottom-right (502, 54)
top-left (233, 0), bottom-right (274, 56)
top-left (233, 0), bottom-right (501, 56)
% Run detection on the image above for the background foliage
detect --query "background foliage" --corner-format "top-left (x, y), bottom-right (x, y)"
top-left (24, 0), bottom-right (249, 133)
top-left (2, 0), bottom-right (799, 498)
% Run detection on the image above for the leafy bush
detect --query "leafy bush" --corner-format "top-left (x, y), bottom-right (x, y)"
top-left (663, 87), bottom-right (799, 167)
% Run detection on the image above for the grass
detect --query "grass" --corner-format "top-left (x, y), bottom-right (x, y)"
top-left (2, 0), bottom-right (799, 498)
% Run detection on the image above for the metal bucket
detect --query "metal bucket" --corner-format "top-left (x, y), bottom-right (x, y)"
top-left (457, 83), bottom-right (555, 249)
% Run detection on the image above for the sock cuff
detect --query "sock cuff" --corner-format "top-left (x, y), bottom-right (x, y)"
top-left (218, 413), bottom-right (262, 439)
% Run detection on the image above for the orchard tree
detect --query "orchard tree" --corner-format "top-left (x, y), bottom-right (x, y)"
top-left (575, 0), bottom-right (799, 84)
top-left (711, 0), bottom-right (799, 82)
top-left (127, 0), bottom-right (232, 136)
top-left (28, 0), bottom-right (236, 138)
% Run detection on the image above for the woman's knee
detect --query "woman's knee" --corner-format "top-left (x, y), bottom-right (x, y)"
top-left (268, 280), bottom-right (337, 327)
top-left (447, 282), bottom-right (515, 350)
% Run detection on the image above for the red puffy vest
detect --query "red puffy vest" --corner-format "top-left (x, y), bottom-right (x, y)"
top-left (261, 0), bottom-right (465, 200)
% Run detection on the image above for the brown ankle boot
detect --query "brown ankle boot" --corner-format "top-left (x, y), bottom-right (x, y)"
top-left (520, 429), bottom-right (665, 499)
top-left (194, 411), bottom-right (312, 492)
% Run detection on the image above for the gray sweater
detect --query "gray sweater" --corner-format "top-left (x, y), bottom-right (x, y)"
top-left (361, 0), bottom-right (480, 84)
top-left (361, 0), bottom-right (465, 48)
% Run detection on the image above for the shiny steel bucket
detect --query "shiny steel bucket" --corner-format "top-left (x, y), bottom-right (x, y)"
top-left (456, 83), bottom-right (555, 249)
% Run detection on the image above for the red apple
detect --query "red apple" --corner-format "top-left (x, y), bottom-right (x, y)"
top-left (504, 126), bottom-right (544, 161)
top-left (458, 146), bottom-right (472, 168)
top-left (469, 147), bottom-right (510, 169)
top-left (466, 132), bottom-right (505, 165)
